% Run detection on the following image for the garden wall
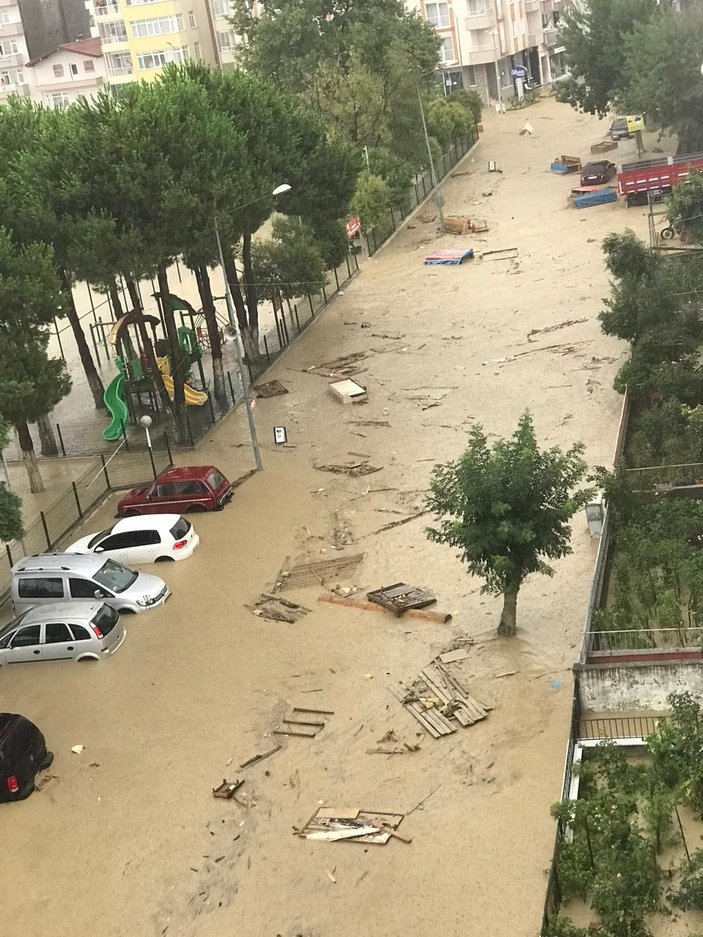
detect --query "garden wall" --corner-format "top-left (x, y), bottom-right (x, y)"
top-left (577, 657), bottom-right (703, 711)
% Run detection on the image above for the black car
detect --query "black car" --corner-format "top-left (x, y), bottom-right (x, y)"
top-left (580, 160), bottom-right (617, 186)
top-left (609, 117), bottom-right (632, 140)
top-left (0, 713), bottom-right (53, 802)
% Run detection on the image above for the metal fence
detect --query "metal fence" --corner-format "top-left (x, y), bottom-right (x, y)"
top-left (363, 129), bottom-right (480, 257)
top-left (585, 626), bottom-right (703, 655)
top-left (625, 461), bottom-right (703, 490)
top-left (0, 441), bottom-right (171, 605)
top-left (579, 714), bottom-right (666, 741)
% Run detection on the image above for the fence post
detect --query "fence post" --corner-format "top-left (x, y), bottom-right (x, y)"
top-left (40, 511), bottom-right (51, 550)
top-left (100, 453), bottom-right (111, 489)
top-left (294, 305), bottom-right (301, 332)
top-left (333, 267), bottom-right (340, 290)
top-left (308, 292), bottom-right (315, 317)
top-left (56, 423), bottom-right (66, 457)
top-left (185, 409), bottom-right (194, 447)
top-left (207, 393), bottom-right (216, 426)
top-left (227, 370), bottom-right (236, 402)
top-left (163, 432), bottom-right (172, 466)
top-left (72, 481), bottom-right (82, 518)
top-left (321, 283), bottom-right (328, 304)
top-left (121, 420), bottom-right (129, 451)
top-left (6, 543), bottom-right (13, 567)
top-left (148, 444), bottom-right (157, 480)
top-left (262, 337), bottom-right (271, 365)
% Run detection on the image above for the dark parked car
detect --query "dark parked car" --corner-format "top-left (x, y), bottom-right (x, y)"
top-left (580, 160), bottom-right (617, 186)
top-left (117, 465), bottom-right (233, 517)
top-left (0, 713), bottom-right (53, 802)
top-left (609, 117), bottom-right (632, 140)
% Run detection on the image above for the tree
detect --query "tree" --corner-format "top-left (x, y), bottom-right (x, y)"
top-left (252, 217), bottom-right (326, 306)
top-left (426, 412), bottom-right (593, 636)
top-left (665, 169), bottom-right (703, 243)
top-left (557, 0), bottom-right (659, 116)
top-left (351, 173), bottom-right (393, 231)
top-left (0, 226), bottom-right (71, 492)
top-left (0, 415), bottom-right (23, 542)
top-left (618, 5), bottom-right (703, 152)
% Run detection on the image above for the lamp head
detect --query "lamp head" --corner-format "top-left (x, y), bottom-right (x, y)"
top-left (272, 184), bottom-right (292, 196)
top-left (139, 415), bottom-right (153, 428)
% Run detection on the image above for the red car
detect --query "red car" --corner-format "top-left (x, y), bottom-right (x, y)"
top-left (117, 466), bottom-right (233, 517)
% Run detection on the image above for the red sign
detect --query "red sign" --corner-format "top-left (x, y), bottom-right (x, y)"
top-left (346, 216), bottom-right (361, 238)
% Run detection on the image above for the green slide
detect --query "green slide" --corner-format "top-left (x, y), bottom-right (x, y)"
top-left (103, 374), bottom-right (130, 441)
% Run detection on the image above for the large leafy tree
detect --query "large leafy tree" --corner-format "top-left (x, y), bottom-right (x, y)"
top-left (426, 413), bottom-right (592, 636)
top-left (618, 5), bottom-right (703, 152)
top-left (0, 228), bottom-right (71, 492)
top-left (557, 0), bottom-right (659, 116)
top-left (0, 415), bottom-right (23, 542)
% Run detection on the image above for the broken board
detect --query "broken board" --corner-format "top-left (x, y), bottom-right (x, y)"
top-left (399, 662), bottom-right (489, 738)
top-left (273, 554), bottom-right (365, 592)
top-left (367, 582), bottom-right (436, 617)
top-left (299, 808), bottom-right (405, 845)
top-left (253, 379), bottom-right (289, 398)
top-left (423, 248), bottom-right (474, 266)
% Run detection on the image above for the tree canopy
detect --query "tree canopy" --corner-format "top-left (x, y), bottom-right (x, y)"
top-left (426, 412), bottom-right (592, 636)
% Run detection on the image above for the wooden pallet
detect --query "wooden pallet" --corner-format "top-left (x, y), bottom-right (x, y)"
top-left (400, 662), bottom-right (488, 738)
top-left (273, 554), bottom-right (364, 592)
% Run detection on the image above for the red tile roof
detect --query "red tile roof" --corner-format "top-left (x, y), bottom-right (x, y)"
top-left (58, 38), bottom-right (103, 58)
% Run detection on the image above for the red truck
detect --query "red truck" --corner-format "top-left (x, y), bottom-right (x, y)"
top-left (618, 152), bottom-right (703, 206)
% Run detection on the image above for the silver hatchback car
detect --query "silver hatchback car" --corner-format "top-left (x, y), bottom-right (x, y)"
top-left (0, 602), bottom-right (126, 665)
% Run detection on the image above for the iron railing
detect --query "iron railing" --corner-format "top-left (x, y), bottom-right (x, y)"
top-left (585, 626), bottom-right (703, 655)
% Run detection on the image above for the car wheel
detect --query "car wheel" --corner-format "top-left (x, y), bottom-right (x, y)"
top-left (118, 607), bottom-right (137, 615)
top-left (77, 655), bottom-right (99, 662)
top-left (39, 750), bottom-right (54, 771)
top-left (124, 510), bottom-right (140, 518)
top-left (661, 226), bottom-right (676, 240)
top-left (155, 556), bottom-right (175, 562)
top-left (189, 505), bottom-right (207, 513)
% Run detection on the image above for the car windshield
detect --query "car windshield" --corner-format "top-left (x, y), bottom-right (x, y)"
top-left (613, 119), bottom-right (627, 129)
top-left (206, 469), bottom-right (226, 490)
top-left (87, 527), bottom-right (113, 549)
top-left (94, 559), bottom-right (139, 594)
top-left (170, 518), bottom-right (191, 539)
top-left (92, 604), bottom-right (119, 635)
top-left (0, 611), bottom-right (28, 641)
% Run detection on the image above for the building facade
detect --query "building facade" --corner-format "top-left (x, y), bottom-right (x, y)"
top-left (88, 0), bottom-right (217, 86)
top-left (26, 37), bottom-right (104, 108)
top-left (407, 0), bottom-right (568, 105)
top-left (19, 0), bottom-right (92, 60)
top-left (0, 0), bottom-right (31, 102)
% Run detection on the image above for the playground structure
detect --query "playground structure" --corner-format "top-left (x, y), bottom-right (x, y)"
top-left (102, 311), bottom-right (208, 442)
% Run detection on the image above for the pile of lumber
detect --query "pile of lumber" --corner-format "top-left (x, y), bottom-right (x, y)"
top-left (400, 662), bottom-right (489, 738)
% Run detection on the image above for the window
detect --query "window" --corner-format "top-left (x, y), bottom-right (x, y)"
top-left (18, 577), bottom-right (64, 599)
top-left (70, 62), bottom-right (78, 75)
top-left (84, 60), bottom-right (95, 72)
top-left (175, 481), bottom-right (205, 496)
top-left (100, 21), bottom-right (128, 41)
top-left (0, 631), bottom-right (14, 649)
top-left (206, 469), bottom-right (226, 490)
top-left (217, 30), bottom-right (235, 52)
top-left (92, 606), bottom-right (118, 636)
top-left (45, 623), bottom-right (72, 644)
top-left (50, 92), bottom-right (71, 109)
top-left (439, 35), bottom-right (455, 64)
top-left (466, 0), bottom-right (487, 14)
top-left (11, 626), bottom-right (41, 648)
top-left (136, 46), bottom-right (188, 69)
top-left (69, 624), bottom-right (91, 641)
top-left (69, 577), bottom-right (107, 599)
top-left (425, 2), bottom-right (450, 28)
top-left (170, 518), bottom-right (191, 540)
top-left (131, 15), bottom-right (183, 38)
top-left (0, 39), bottom-right (19, 55)
top-left (0, 12), bottom-right (11, 25)
top-left (53, 64), bottom-right (64, 77)
top-left (156, 482), bottom-right (175, 497)
top-left (193, 40), bottom-right (201, 60)
top-left (188, 9), bottom-right (196, 27)
top-left (106, 51), bottom-right (132, 75)
top-left (212, 0), bottom-right (230, 18)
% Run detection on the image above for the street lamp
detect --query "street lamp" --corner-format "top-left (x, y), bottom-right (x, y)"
top-left (213, 183), bottom-right (292, 472)
top-left (139, 414), bottom-right (157, 479)
top-left (417, 87), bottom-right (445, 233)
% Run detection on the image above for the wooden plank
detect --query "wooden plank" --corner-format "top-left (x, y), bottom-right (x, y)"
top-left (316, 807), bottom-right (360, 820)
top-left (319, 593), bottom-right (452, 623)
top-left (274, 728), bottom-right (318, 738)
top-left (293, 707), bottom-right (335, 715)
top-left (404, 700), bottom-right (443, 737)
top-left (239, 745), bottom-right (282, 769)
top-left (419, 668), bottom-right (452, 704)
top-left (438, 648), bottom-right (471, 664)
top-left (411, 699), bottom-right (455, 736)
top-left (283, 719), bottom-right (326, 728)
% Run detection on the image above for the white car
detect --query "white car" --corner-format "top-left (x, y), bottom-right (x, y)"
top-left (67, 514), bottom-right (199, 565)
top-left (0, 602), bottom-right (126, 665)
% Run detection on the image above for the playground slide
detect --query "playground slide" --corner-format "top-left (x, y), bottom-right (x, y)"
top-left (161, 373), bottom-right (208, 407)
top-left (103, 374), bottom-right (130, 441)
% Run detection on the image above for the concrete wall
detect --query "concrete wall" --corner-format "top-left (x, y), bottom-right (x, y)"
top-left (19, 0), bottom-right (91, 60)
top-left (578, 658), bottom-right (703, 712)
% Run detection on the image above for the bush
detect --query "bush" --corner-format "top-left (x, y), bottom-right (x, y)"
top-left (672, 849), bottom-right (703, 910)
top-left (350, 173), bottom-right (392, 231)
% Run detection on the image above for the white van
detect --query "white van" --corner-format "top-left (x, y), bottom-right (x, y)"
top-left (11, 554), bottom-right (170, 615)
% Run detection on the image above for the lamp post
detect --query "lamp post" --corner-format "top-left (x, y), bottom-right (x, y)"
top-left (214, 183), bottom-right (292, 473)
top-left (139, 414), bottom-right (157, 479)
top-left (417, 86), bottom-right (445, 233)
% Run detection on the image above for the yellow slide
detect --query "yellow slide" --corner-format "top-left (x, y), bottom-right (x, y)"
top-left (156, 357), bottom-right (208, 406)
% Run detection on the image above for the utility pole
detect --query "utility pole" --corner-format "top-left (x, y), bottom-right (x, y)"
top-left (417, 86), bottom-right (445, 233)
top-left (214, 218), bottom-right (262, 472)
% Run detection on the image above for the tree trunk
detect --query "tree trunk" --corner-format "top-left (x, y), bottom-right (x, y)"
top-left (157, 267), bottom-right (188, 445)
top-left (222, 249), bottom-right (248, 333)
top-left (109, 281), bottom-right (125, 319)
top-left (36, 414), bottom-right (58, 457)
top-left (241, 233), bottom-right (261, 366)
top-left (61, 270), bottom-right (105, 410)
top-left (497, 588), bottom-right (518, 636)
top-left (125, 276), bottom-right (172, 414)
top-left (195, 265), bottom-right (226, 400)
top-left (16, 421), bottom-right (44, 493)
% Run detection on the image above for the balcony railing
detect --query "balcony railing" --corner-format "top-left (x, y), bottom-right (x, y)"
top-left (586, 626), bottom-right (703, 655)
top-left (106, 64), bottom-right (132, 76)
top-left (101, 31), bottom-right (128, 44)
top-left (543, 26), bottom-right (558, 45)
top-left (94, 1), bottom-right (121, 17)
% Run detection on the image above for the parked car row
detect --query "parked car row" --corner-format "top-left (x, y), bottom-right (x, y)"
top-left (0, 465), bottom-right (232, 802)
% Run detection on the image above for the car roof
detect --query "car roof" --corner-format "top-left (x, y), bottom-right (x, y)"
top-left (153, 466), bottom-right (218, 483)
top-left (583, 160), bottom-right (610, 168)
top-left (11, 553), bottom-right (109, 574)
top-left (112, 514), bottom-right (182, 534)
top-left (612, 117), bottom-right (628, 125)
top-left (0, 601), bottom-right (105, 637)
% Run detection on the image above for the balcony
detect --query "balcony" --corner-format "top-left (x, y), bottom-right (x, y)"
top-left (467, 42), bottom-right (498, 66)
top-left (543, 26), bottom-right (558, 46)
top-left (94, 0), bottom-right (121, 17)
top-left (0, 51), bottom-right (23, 66)
top-left (100, 32), bottom-right (128, 47)
top-left (464, 13), bottom-right (492, 31)
top-left (0, 81), bottom-right (29, 96)
top-left (524, 0), bottom-right (541, 10)
top-left (106, 61), bottom-right (132, 76)
top-left (0, 21), bottom-right (23, 37)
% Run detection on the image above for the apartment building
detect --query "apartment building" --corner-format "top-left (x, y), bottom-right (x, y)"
top-left (408, 0), bottom-right (567, 105)
top-left (19, 0), bottom-right (92, 59)
top-left (0, 0), bottom-right (31, 101)
top-left (26, 37), bottom-right (104, 108)
top-left (87, 0), bottom-right (217, 86)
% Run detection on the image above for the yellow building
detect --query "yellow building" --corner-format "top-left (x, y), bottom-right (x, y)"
top-left (89, 0), bottom-right (217, 86)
